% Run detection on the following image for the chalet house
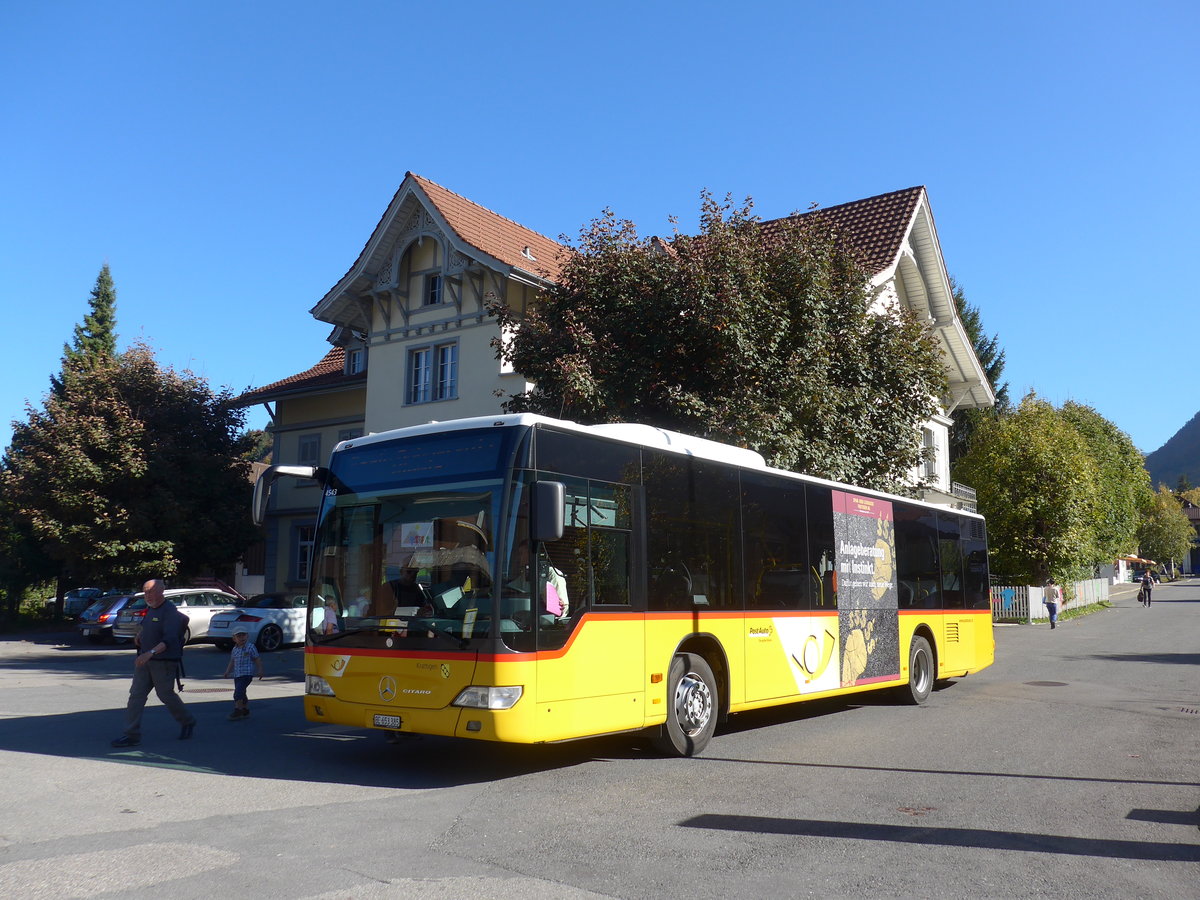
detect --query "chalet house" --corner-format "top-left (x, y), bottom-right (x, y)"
top-left (237, 174), bottom-right (993, 595)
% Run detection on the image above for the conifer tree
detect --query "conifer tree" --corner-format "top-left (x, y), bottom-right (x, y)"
top-left (51, 263), bottom-right (118, 395)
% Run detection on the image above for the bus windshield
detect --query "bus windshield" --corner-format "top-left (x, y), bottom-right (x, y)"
top-left (312, 488), bottom-right (497, 648)
top-left (308, 428), bottom-right (521, 649)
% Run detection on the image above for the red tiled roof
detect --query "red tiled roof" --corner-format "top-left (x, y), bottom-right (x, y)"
top-left (410, 173), bottom-right (565, 282)
top-left (764, 186), bottom-right (926, 276)
top-left (235, 347), bottom-right (364, 406)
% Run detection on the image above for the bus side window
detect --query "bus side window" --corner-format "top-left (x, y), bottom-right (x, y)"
top-left (895, 505), bottom-right (940, 609)
top-left (742, 471), bottom-right (810, 610)
top-left (806, 484), bottom-right (837, 609)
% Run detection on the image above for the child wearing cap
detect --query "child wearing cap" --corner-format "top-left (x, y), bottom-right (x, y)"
top-left (222, 630), bottom-right (264, 720)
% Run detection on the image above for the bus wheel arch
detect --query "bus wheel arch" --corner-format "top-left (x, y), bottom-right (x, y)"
top-left (653, 650), bottom-right (719, 757)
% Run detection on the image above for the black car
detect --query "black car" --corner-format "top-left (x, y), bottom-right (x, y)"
top-left (76, 593), bottom-right (137, 643)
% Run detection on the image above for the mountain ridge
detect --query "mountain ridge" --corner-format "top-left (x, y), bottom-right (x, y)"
top-left (1145, 409), bottom-right (1200, 489)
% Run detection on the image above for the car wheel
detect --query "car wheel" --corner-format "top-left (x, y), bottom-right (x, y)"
top-left (257, 624), bottom-right (284, 652)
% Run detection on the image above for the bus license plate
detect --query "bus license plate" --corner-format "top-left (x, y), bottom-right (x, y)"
top-left (374, 714), bottom-right (401, 729)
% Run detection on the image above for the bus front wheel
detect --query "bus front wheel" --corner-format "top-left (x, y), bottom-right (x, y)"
top-left (898, 635), bottom-right (934, 705)
top-left (653, 652), bottom-right (718, 757)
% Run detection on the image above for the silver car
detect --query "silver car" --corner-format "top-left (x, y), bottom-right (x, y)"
top-left (111, 588), bottom-right (243, 645)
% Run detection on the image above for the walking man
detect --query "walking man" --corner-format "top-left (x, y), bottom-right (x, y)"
top-left (1140, 570), bottom-right (1154, 607)
top-left (110, 579), bottom-right (196, 747)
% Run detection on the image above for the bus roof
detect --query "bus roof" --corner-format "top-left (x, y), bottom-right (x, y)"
top-left (335, 414), bottom-right (981, 519)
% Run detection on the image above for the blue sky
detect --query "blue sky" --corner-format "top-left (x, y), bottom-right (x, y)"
top-left (2, 1), bottom-right (1196, 461)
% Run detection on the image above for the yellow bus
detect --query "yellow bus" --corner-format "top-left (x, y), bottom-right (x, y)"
top-left (255, 414), bottom-right (994, 756)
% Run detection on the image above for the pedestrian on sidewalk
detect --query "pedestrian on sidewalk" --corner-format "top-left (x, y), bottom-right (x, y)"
top-left (222, 629), bottom-right (264, 719)
top-left (1044, 578), bottom-right (1061, 629)
top-left (111, 578), bottom-right (195, 747)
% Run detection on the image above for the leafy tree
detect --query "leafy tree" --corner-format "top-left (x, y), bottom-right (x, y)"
top-left (0, 485), bottom-right (57, 626)
top-left (51, 264), bottom-right (118, 396)
top-left (954, 394), bottom-right (1098, 585)
top-left (241, 428), bottom-right (273, 463)
top-left (1177, 474), bottom-right (1193, 494)
top-left (2, 344), bottom-right (258, 587)
top-left (1138, 485), bottom-right (1194, 569)
top-left (1059, 401), bottom-right (1150, 562)
top-left (492, 193), bottom-right (947, 491)
top-left (948, 278), bottom-right (1009, 463)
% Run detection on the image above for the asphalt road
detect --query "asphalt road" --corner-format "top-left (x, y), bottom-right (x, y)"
top-left (0, 580), bottom-right (1196, 899)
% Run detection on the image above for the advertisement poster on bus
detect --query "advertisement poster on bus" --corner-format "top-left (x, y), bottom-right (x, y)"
top-left (832, 490), bottom-right (900, 687)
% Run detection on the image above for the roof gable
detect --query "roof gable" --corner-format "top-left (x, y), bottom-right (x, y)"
top-left (410, 174), bottom-right (564, 282)
top-left (765, 186), bottom-right (926, 278)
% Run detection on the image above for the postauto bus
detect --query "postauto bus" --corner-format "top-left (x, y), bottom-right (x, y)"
top-left (254, 414), bottom-right (994, 757)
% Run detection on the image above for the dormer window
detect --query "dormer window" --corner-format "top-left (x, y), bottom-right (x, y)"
top-left (346, 347), bottom-right (365, 375)
top-left (425, 274), bottom-right (443, 306)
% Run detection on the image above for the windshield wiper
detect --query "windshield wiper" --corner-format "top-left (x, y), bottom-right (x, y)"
top-left (314, 619), bottom-right (471, 650)
top-left (399, 617), bottom-right (471, 650)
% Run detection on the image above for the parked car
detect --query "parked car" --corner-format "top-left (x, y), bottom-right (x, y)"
top-left (61, 588), bottom-right (105, 617)
top-left (76, 593), bottom-right (137, 643)
top-left (208, 592), bottom-right (309, 652)
top-left (111, 588), bottom-right (243, 645)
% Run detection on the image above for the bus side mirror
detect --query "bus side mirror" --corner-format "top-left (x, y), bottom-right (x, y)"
top-left (531, 481), bottom-right (565, 543)
top-left (253, 465), bottom-right (325, 525)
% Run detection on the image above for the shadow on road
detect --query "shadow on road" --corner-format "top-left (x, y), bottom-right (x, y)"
top-left (680, 813), bottom-right (1200, 862)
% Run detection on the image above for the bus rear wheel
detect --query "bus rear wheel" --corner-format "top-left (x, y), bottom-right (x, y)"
top-left (653, 652), bottom-right (718, 757)
top-left (898, 635), bottom-right (934, 705)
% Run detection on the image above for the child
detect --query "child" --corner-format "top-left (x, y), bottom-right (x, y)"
top-left (222, 629), bottom-right (264, 719)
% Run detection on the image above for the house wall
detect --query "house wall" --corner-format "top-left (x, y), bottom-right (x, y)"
top-left (264, 386), bottom-right (366, 596)
top-left (360, 236), bottom-right (536, 434)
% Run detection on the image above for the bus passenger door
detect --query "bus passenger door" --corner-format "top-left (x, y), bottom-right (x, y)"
top-left (534, 479), bottom-right (644, 741)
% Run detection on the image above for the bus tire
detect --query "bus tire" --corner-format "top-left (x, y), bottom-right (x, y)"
top-left (899, 635), bottom-right (934, 705)
top-left (653, 652), bottom-right (718, 757)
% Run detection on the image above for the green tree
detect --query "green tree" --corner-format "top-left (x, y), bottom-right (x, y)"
top-left (241, 428), bottom-right (273, 463)
top-left (1059, 401), bottom-right (1150, 562)
top-left (1138, 486), bottom-right (1194, 569)
top-left (492, 193), bottom-right (947, 491)
top-left (51, 264), bottom-right (118, 396)
top-left (2, 344), bottom-right (258, 587)
top-left (954, 394), bottom-right (1098, 585)
top-left (948, 278), bottom-right (1009, 464)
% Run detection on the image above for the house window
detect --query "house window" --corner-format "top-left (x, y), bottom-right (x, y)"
top-left (408, 342), bottom-right (458, 404)
top-left (424, 274), bottom-right (443, 306)
top-left (346, 347), bottom-right (365, 374)
top-left (922, 428), bottom-right (937, 480)
top-left (298, 434), bottom-right (321, 466)
top-left (295, 524), bottom-right (315, 582)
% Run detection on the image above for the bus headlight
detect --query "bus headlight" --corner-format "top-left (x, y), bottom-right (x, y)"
top-left (452, 685), bottom-right (523, 709)
top-left (306, 675), bottom-right (336, 696)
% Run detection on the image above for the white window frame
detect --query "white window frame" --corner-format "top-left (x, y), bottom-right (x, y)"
top-left (297, 433), bottom-right (322, 466)
top-left (346, 347), bottom-right (365, 374)
top-left (922, 428), bottom-right (937, 480)
top-left (424, 274), bottom-right (443, 307)
top-left (408, 341), bottom-right (458, 404)
top-left (295, 524), bottom-right (315, 583)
